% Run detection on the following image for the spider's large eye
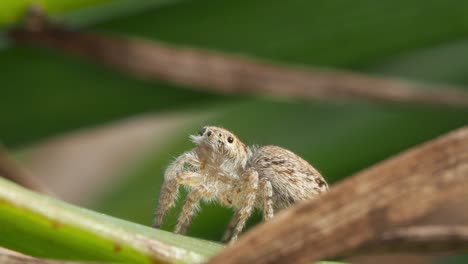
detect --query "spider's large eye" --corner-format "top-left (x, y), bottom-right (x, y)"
top-left (198, 127), bottom-right (206, 136)
top-left (227, 136), bottom-right (234, 143)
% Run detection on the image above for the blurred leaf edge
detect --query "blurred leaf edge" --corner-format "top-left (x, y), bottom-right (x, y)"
top-left (0, 176), bottom-right (223, 263)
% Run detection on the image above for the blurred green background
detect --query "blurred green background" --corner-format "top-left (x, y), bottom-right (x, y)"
top-left (1, 0), bottom-right (468, 263)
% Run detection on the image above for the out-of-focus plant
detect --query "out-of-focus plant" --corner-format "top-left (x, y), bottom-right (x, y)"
top-left (1, 0), bottom-right (468, 263)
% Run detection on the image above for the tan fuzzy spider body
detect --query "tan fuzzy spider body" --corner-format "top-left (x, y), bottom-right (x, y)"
top-left (153, 126), bottom-right (328, 242)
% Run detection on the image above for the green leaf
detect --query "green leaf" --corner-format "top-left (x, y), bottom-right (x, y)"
top-left (0, 176), bottom-right (223, 263)
top-left (0, 0), bottom-right (112, 27)
top-left (0, 0), bottom-right (186, 28)
top-left (3, 1), bottom-right (468, 146)
top-left (0, 46), bottom-right (229, 147)
top-left (91, 0), bottom-right (468, 68)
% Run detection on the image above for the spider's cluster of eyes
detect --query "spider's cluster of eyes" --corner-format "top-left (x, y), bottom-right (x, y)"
top-left (198, 127), bottom-right (234, 143)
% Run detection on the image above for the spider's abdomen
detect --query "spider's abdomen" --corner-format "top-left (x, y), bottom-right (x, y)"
top-left (250, 145), bottom-right (328, 209)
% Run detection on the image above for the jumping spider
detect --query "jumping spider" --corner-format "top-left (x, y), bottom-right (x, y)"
top-left (153, 126), bottom-right (328, 243)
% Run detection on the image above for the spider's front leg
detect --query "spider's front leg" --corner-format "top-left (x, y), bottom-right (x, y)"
top-left (174, 184), bottom-right (213, 234)
top-left (153, 151), bottom-right (200, 228)
top-left (229, 169), bottom-right (259, 243)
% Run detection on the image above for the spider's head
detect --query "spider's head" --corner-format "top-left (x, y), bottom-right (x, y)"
top-left (190, 126), bottom-right (250, 165)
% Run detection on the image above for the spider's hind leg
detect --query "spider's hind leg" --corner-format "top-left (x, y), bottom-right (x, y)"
top-left (221, 210), bottom-right (240, 243)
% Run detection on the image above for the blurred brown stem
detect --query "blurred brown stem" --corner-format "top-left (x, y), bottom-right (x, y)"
top-left (208, 126), bottom-right (468, 264)
top-left (0, 147), bottom-right (49, 194)
top-left (8, 9), bottom-right (468, 107)
top-left (350, 225), bottom-right (468, 256)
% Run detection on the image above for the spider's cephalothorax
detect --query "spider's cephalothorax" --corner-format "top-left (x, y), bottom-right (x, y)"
top-left (190, 126), bottom-right (251, 176)
top-left (153, 126), bottom-right (328, 243)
